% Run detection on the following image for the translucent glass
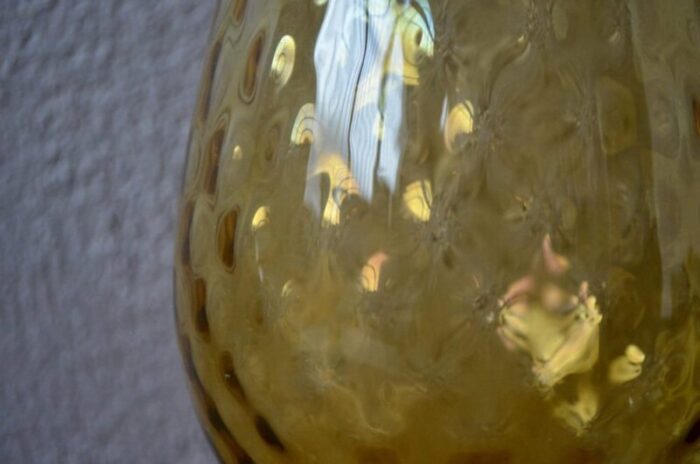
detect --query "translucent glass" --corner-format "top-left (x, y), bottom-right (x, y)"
top-left (174, 1), bottom-right (700, 462)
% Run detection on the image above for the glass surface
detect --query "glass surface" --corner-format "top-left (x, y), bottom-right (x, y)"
top-left (175, 1), bottom-right (700, 462)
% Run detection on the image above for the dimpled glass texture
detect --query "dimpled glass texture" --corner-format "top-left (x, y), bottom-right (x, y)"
top-left (174, 0), bottom-right (700, 462)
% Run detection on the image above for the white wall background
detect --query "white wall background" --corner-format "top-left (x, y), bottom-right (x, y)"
top-left (0, 1), bottom-right (216, 462)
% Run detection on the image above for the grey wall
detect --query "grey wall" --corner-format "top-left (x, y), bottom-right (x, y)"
top-left (0, 1), bottom-right (216, 462)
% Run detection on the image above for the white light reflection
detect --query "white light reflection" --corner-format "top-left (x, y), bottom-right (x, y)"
top-left (305, 0), bottom-right (435, 222)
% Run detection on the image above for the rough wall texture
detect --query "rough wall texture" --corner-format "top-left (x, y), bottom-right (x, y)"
top-left (0, 1), bottom-right (216, 462)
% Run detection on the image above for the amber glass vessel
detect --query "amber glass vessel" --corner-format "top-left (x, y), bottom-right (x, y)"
top-left (175, 1), bottom-right (700, 462)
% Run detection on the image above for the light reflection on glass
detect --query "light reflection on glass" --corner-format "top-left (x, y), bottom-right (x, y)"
top-left (270, 35), bottom-right (296, 89)
top-left (445, 100), bottom-right (475, 154)
top-left (251, 206), bottom-right (270, 232)
top-left (311, 153), bottom-right (360, 227)
top-left (290, 103), bottom-right (317, 146)
top-left (361, 251), bottom-right (389, 292)
top-left (305, 0), bottom-right (435, 216)
top-left (402, 179), bottom-right (432, 222)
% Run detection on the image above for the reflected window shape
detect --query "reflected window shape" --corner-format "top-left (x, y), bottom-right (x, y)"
top-left (305, 0), bottom-right (435, 217)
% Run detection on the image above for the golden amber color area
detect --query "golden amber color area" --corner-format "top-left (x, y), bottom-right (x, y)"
top-left (175, 0), bottom-right (700, 462)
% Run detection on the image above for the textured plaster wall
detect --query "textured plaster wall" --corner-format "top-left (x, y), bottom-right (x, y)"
top-left (0, 1), bottom-right (215, 462)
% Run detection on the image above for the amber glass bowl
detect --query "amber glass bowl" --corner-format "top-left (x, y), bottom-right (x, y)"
top-left (175, 1), bottom-right (700, 462)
